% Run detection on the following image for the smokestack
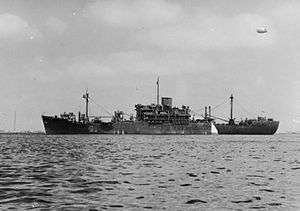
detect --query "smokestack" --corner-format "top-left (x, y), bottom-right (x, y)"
top-left (205, 106), bottom-right (207, 118)
top-left (208, 106), bottom-right (211, 117)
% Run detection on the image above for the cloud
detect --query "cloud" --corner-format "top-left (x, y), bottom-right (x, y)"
top-left (265, 1), bottom-right (300, 49)
top-left (45, 50), bottom-right (213, 81)
top-left (270, 2), bottom-right (300, 27)
top-left (86, 0), bottom-right (182, 28)
top-left (66, 58), bottom-right (113, 77)
top-left (85, 1), bottom-right (275, 50)
top-left (138, 13), bottom-right (275, 50)
top-left (46, 17), bottom-right (67, 34)
top-left (99, 51), bottom-right (215, 75)
top-left (0, 13), bottom-right (41, 41)
top-left (293, 119), bottom-right (300, 124)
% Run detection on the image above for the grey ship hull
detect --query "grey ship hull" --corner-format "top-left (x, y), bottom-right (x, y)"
top-left (113, 121), bottom-right (211, 135)
top-left (215, 121), bottom-right (279, 135)
top-left (42, 115), bottom-right (211, 135)
top-left (42, 115), bottom-right (113, 134)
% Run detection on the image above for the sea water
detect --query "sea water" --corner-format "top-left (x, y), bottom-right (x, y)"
top-left (0, 134), bottom-right (299, 210)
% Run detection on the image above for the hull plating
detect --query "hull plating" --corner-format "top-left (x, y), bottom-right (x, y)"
top-left (42, 116), bottom-right (211, 135)
top-left (215, 121), bottom-right (279, 135)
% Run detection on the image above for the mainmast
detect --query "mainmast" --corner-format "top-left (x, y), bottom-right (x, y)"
top-left (83, 90), bottom-right (89, 119)
top-left (156, 77), bottom-right (160, 105)
top-left (229, 94), bottom-right (234, 125)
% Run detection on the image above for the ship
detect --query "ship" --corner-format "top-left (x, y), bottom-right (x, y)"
top-left (213, 94), bottom-right (279, 135)
top-left (42, 78), bottom-right (213, 135)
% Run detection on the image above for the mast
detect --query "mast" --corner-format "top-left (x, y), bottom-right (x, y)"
top-left (229, 94), bottom-right (234, 124)
top-left (83, 90), bottom-right (89, 119)
top-left (156, 77), bottom-right (160, 105)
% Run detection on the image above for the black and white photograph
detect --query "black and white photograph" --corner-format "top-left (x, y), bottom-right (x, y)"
top-left (0, 0), bottom-right (299, 210)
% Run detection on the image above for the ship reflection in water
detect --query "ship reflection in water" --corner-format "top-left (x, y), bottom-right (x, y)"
top-left (0, 134), bottom-right (299, 210)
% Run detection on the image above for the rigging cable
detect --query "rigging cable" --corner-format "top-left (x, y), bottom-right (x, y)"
top-left (211, 98), bottom-right (228, 111)
top-left (235, 100), bottom-right (255, 118)
top-left (89, 97), bottom-right (113, 116)
top-left (193, 97), bottom-right (228, 114)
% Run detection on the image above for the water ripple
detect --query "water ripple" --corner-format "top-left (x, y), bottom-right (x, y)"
top-left (0, 133), bottom-right (299, 210)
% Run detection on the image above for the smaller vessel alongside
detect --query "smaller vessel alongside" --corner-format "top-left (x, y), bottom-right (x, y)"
top-left (214, 94), bottom-right (279, 135)
top-left (42, 92), bottom-right (114, 134)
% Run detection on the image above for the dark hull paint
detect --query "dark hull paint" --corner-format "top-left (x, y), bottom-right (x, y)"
top-left (113, 121), bottom-right (211, 135)
top-left (42, 115), bottom-right (113, 135)
top-left (215, 121), bottom-right (279, 135)
top-left (42, 115), bottom-right (212, 135)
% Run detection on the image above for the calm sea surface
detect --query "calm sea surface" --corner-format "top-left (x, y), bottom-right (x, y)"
top-left (0, 134), bottom-right (299, 210)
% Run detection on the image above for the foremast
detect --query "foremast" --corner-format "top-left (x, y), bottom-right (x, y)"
top-left (229, 94), bottom-right (235, 125)
top-left (83, 90), bottom-right (89, 121)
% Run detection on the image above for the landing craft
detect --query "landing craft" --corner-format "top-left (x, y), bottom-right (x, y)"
top-left (257, 27), bottom-right (267, 33)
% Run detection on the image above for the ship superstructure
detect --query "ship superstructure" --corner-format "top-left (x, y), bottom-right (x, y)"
top-left (112, 95), bottom-right (212, 134)
top-left (42, 78), bottom-right (213, 135)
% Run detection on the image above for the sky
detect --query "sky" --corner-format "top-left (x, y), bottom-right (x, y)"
top-left (0, 0), bottom-right (299, 132)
